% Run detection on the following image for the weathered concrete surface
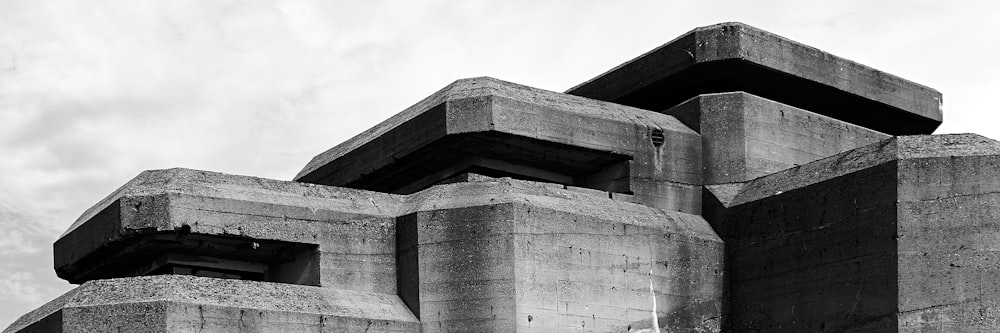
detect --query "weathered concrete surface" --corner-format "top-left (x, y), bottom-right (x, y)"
top-left (666, 92), bottom-right (890, 184)
top-left (711, 134), bottom-right (1000, 332)
top-left (295, 76), bottom-right (703, 214)
top-left (567, 22), bottom-right (943, 135)
top-left (3, 275), bottom-right (419, 333)
top-left (35, 167), bottom-right (724, 333)
top-left (401, 178), bottom-right (724, 332)
top-left (55, 168), bottom-right (405, 293)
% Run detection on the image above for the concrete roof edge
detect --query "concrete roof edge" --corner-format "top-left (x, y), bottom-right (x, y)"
top-left (730, 137), bottom-right (900, 206)
top-left (59, 168), bottom-right (187, 237)
top-left (403, 178), bottom-right (721, 242)
top-left (896, 133), bottom-right (1000, 159)
top-left (293, 78), bottom-right (485, 181)
top-left (698, 22), bottom-right (943, 98)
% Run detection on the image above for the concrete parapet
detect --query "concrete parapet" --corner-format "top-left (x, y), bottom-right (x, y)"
top-left (567, 22), bottom-right (942, 135)
top-left (295, 76), bottom-right (703, 214)
top-left (54, 168), bottom-right (404, 292)
top-left (25, 168), bottom-right (725, 333)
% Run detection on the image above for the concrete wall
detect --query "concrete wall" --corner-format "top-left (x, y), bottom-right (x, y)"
top-left (723, 161), bottom-right (900, 332)
top-left (716, 135), bottom-right (1000, 332)
top-left (511, 204), bottom-right (723, 332)
top-left (665, 92), bottom-right (890, 184)
top-left (401, 179), bottom-right (723, 332)
top-left (896, 150), bottom-right (1000, 331)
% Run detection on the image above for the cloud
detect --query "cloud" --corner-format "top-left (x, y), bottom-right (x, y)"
top-left (0, 189), bottom-right (70, 327)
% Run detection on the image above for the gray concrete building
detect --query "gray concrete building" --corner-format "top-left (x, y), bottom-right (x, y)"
top-left (6, 22), bottom-right (996, 332)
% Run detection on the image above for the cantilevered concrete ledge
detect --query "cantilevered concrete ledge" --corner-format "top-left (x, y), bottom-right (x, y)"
top-left (47, 168), bottom-right (723, 332)
top-left (567, 22), bottom-right (943, 135)
top-left (55, 168), bottom-right (405, 288)
top-left (296, 76), bottom-right (704, 213)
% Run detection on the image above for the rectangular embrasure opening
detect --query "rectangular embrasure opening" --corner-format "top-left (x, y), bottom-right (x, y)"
top-left (343, 132), bottom-right (635, 195)
top-left (62, 231), bottom-right (321, 286)
top-left (137, 235), bottom-right (320, 286)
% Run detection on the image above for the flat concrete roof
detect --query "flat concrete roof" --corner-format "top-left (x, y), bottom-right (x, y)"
top-left (567, 22), bottom-right (943, 135)
top-left (729, 134), bottom-right (1000, 206)
top-left (294, 76), bottom-right (700, 198)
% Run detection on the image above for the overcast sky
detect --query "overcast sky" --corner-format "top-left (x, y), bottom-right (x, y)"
top-left (2, 0), bottom-right (998, 328)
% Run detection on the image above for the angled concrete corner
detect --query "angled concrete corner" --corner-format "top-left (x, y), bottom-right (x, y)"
top-left (665, 92), bottom-right (891, 184)
top-left (2, 275), bottom-right (420, 333)
top-left (55, 168), bottom-right (404, 293)
top-left (709, 134), bottom-right (1000, 332)
top-left (567, 22), bottom-right (942, 135)
top-left (295, 76), bottom-right (704, 214)
top-left (398, 178), bottom-right (724, 332)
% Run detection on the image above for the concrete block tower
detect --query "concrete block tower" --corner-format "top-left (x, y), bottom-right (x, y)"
top-left (6, 22), bottom-right (997, 332)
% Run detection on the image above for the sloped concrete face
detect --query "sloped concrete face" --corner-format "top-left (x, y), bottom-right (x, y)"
top-left (567, 22), bottom-right (942, 135)
top-left (3, 275), bottom-right (420, 333)
top-left (665, 92), bottom-right (891, 184)
top-left (712, 134), bottom-right (1000, 332)
top-left (295, 77), bottom-right (703, 214)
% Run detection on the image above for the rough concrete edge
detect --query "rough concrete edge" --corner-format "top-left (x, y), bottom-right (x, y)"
top-left (2, 283), bottom-right (83, 333)
top-left (99, 275), bottom-right (419, 323)
top-left (486, 78), bottom-right (695, 135)
top-left (296, 77), bottom-right (697, 184)
top-left (5, 275), bottom-right (421, 332)
top-left (705, 183), bottom-right (747, 207)
top-left (730, 137), bottom-right (899, 206)
top-left (293, 77), bottom-right (479, 181)
top-left (56, 168), bottom-right (405, 268)
top-left (564, 24), bottom-right (701, 94)
top-left (895, 133), bottom-right (1000, 159)
top-left (729, 133), bottom-right (1000, 206)
top-left (403, 177), bottom-right (721, 243)
top-left (60, 169), bottom-right (163, 237)
top-left (67, 168), bottom-right (403, 234)
top-left (566, 22), bottom-right (941, 122)
top-left (724, 91), bottom-right (892, 137)
top-left (662, 93), bottom-right (705, 132)
top-left (722, 22), bottom-right (943, 114)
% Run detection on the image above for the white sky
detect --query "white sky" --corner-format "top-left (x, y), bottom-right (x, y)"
top-left (2, 0), bottom-right (998, 328)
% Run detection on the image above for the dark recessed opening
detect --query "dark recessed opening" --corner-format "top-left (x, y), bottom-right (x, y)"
top-left (581, 59), bottom-right (939, 135)
top-left (57, 229), bottom-right (320, 286)
top-left (338, 132), bottom-right (633, 195)
top-left (148, 263), bottom-right (265, 280)
top-left (650, 128), bottom-right (665, 146)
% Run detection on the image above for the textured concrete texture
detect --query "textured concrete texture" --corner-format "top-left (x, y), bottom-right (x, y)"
top-left (567, 22), bottom-right (943, 135)
top-left (709, 134), bottom-right (1000, 332)
top-left (294, 76), bottom-right (704, 214)
top-left (12, 21), bottom-right (994, 333)
top-left (28, 168), bottom-right (724, 333)
top-left (402, 177), bottom-right (724, 332)
top-left (665, 92), bottom-right (891, 184)
top-left (3, 275), bottom-right (420, 333)
top-left (55, 168), bottom-right (404, 292)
